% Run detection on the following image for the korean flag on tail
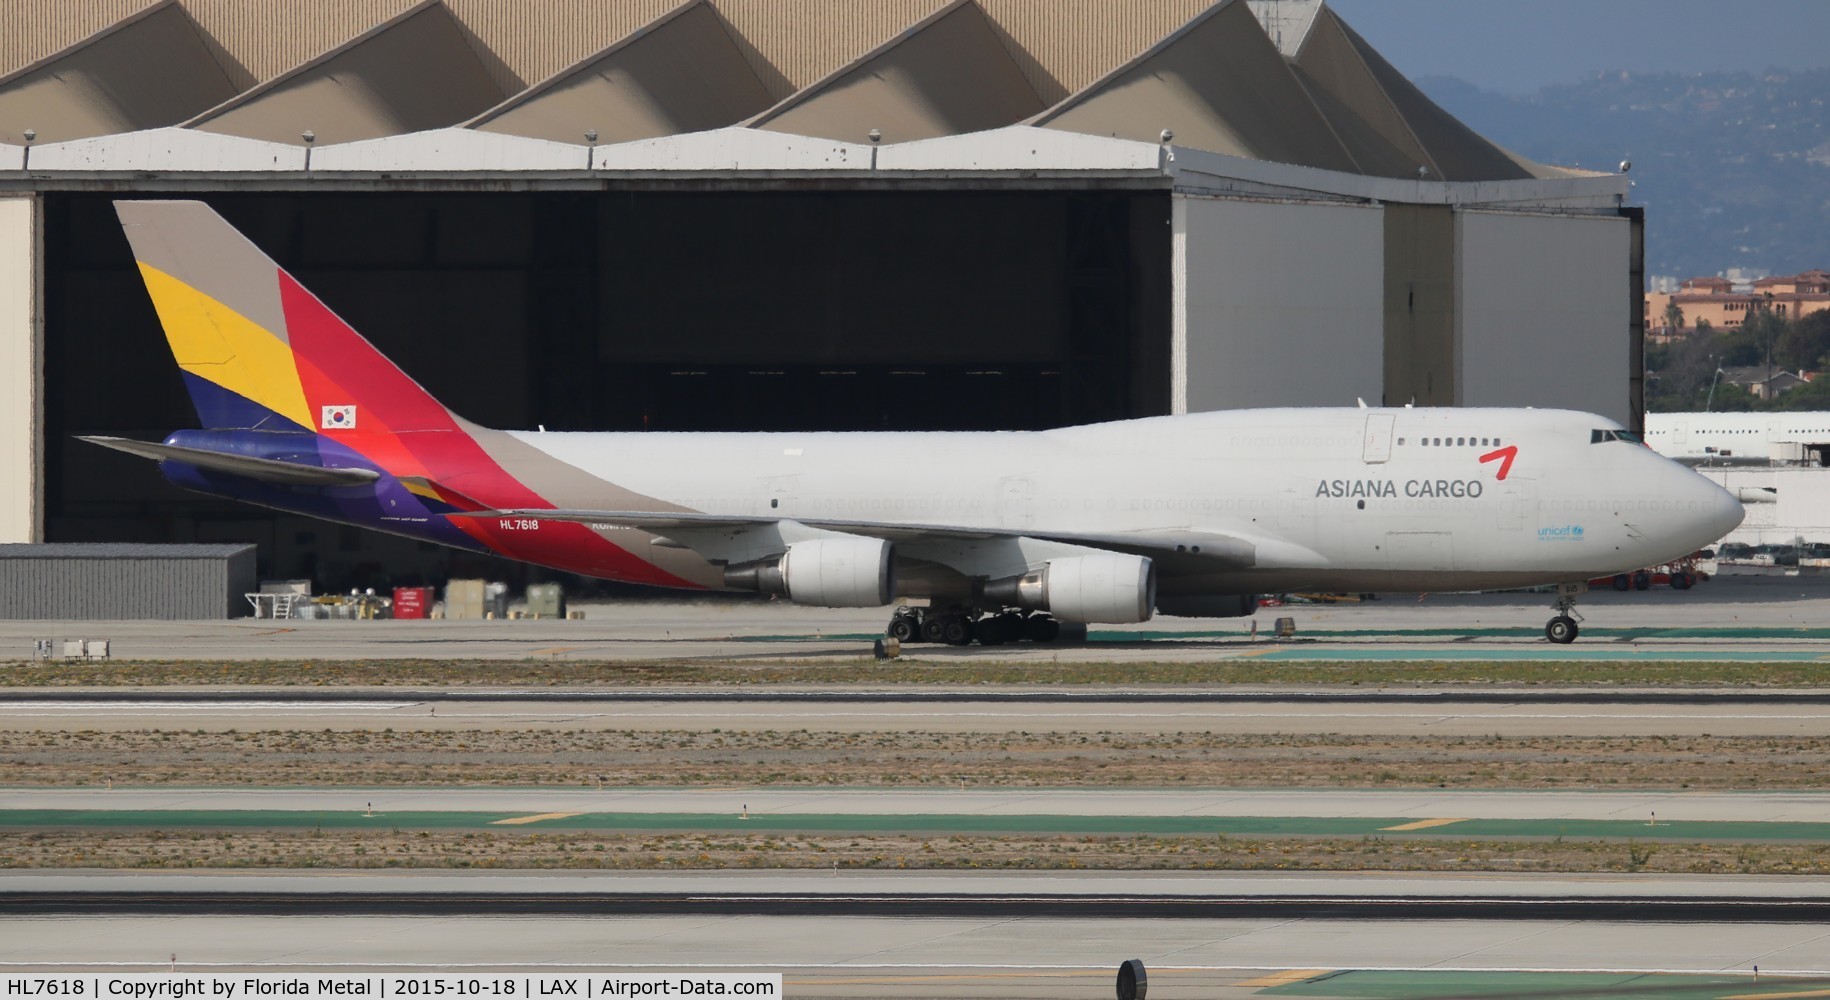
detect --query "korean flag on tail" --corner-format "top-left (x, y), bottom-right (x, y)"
top-left (321, 405), bottom-right (357, 430)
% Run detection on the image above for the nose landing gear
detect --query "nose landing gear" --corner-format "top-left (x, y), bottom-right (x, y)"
top-left (1545, 582), bottom-right (1585, 644)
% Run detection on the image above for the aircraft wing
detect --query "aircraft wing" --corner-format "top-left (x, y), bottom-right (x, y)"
top-left (79, 436), bottom-right (382, 486)
top-left (461, 508), bottom-right (1260, 568)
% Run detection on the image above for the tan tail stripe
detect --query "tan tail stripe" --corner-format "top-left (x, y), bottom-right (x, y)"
top-left (490, 812), bottom-right (583, 826)
top-left (1380, 818), bottom-right (1469, 831)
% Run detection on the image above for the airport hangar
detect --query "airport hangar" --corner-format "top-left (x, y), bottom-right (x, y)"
top-left (0, 0), bottom-right (1639, 588)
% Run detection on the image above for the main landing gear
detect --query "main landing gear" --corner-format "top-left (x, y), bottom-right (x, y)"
top-left (886, 606), bottom-right (1063, 647)
top-left (1545, 582), bottom-right (1585, 644)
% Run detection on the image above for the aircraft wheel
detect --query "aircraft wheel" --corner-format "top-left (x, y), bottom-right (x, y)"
top-left (1633, 570), bottom-right (1652, 591)
top-left (920, 616), bottom-right (949, 644)
top-left (1612, 574), bottom-right (1631, 592)
top-left (1671, 571), bottom-right (1694, 590)
top-left (1545, 615), bottom-right (1579, 644)
top-left (979, 614), bottom-right (1021, 646)
top-left (1023, 616), bottom-right (1061, 643)
top-left (941, 617), bottom-right (975, 646)
top-left (887, 616), bottom-right (919, 643)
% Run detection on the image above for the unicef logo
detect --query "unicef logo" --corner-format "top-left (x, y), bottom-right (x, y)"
top-left (1572, 525), bottom-right (1584, 537)
top-left (1538, 524), bottom-right (1587, 542)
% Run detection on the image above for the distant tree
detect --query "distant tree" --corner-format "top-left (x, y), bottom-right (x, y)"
top-left (1778, 310), bottom-right (1830, 372)
top-left (1646, 325), bottom-right (1727, 411)
top-left (1663, 299), bottom-right (1684, 332)
top-left (1717, 310), bottom-right (1784, 368)
top-left (1743, 307), bottom-right (1789, 372)
top-left (1709, 383), bottom-right (1760, 412)
top-left (1772, 375), bottom-right (1830, 411)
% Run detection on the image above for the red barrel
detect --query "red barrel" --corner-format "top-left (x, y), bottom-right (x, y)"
top-left (392, 586), bottom-right (433, 619)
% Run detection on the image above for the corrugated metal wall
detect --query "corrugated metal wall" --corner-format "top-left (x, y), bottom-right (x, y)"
top-left (1456, 210), bottom-right (1633, 425)
top-left (2, 1), bottom-right (1219, 111)
top-left (0, 546), bottom-right (256, 619)
top-left (0, 196), bottom-right (41, 545)
top-left (1176, 195), bottom-right (1385, 413)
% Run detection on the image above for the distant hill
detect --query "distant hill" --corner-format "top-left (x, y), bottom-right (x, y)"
top-left (1415, 69), bottom-right (1830, 280)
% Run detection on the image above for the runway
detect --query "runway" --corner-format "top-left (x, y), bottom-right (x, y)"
top-left (6, 579), bottom-right (1827, 994)
top-left (6, 872), bottom-right (1830, 996)
top-left (4, 572), bottom-right (1829, 663)
top-left (6, 694), bottom-right (1830, 736)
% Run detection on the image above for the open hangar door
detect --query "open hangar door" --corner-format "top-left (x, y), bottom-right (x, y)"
top-left (43, 189), bottom-right (1171, 590)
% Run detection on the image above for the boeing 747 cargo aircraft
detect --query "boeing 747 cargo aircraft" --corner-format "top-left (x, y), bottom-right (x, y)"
top-left (86, 201), bottom-right (1742, 644)
top-left (1646, 411), bottom-right (1830, 466)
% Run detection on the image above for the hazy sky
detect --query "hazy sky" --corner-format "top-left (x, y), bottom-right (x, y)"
top-left (1326, 0), bottom-right (1830, 93)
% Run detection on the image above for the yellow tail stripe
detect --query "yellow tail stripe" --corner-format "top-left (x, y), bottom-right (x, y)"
top-left (1237, 969), bottom-right (1332, 988)
top-left (137, 261), bottom-right (314, 429)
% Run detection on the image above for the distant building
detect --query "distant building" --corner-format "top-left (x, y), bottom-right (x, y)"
top-left (1719, 365), bottom-right (1811, 401)
top-left (1647, 269), bottom-right (1830, 340)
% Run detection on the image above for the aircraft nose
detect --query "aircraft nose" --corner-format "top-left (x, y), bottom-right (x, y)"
top-left (1681, 469), bottom-right (1744, 549)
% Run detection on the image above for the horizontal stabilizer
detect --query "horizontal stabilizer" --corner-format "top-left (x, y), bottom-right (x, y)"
top-left (79, 436), bottom-right (381, 486)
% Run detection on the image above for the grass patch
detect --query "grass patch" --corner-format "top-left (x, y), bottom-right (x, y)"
top-left (7, 729), bottom-right (1827, 789)
top-left (6, 828), bottom-right (1830, 874)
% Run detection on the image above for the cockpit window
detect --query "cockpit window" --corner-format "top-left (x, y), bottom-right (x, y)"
top-left (1590, 429), bottom-right (1644, 444)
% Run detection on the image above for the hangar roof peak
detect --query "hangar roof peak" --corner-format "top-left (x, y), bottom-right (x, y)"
top-left (185, 1), bottom-right (508, 147)
top-left (0, 0), bottom-right (238, 146)
top-left (1245, 0), bottom-right (1324, 58)
top-left (0, 0), bottom-right (1595, 186)
top-left (1033, 0), bottom-right (1356, 172)
top-left (469, 0), bottom-right (774, 145)
top-left (749, 0), bottom-right (1045, 145)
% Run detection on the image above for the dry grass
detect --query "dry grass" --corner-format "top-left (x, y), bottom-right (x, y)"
top-left (6, 729), bottom-right (1827, 789)
top-left (5, 828), bottom-right (1829, 874)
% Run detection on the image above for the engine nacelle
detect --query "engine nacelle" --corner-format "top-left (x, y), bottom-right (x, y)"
top-left (724, 537), bottom-right (894, 608)
top-left (983, 553), bottom-right (1156, 624)
top-left (1156, 594), bottom-right (1257, 618)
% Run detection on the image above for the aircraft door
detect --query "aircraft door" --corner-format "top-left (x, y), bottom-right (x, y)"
top-left (1362, 414), bottom-right (1395, 464)
top-left (759, 474), bottom-right (799, 516)
top-left (1384, 531), bottom-right (1454, 571)
top-left (1496, 477), bottom-right (1537, 533)
top-left (998, 475), bottom-right (1035, 530)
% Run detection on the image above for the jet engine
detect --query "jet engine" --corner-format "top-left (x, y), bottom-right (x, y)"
top-left (982, 552), bottom-right (1156, 623)
top-left (723, 537), bottom-right (894, 607)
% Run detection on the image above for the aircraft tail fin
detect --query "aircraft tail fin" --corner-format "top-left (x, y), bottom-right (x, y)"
top-left (115, 200), bottom-right (467, 439)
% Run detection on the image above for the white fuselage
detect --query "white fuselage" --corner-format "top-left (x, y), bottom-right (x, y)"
top-left (506, 407), bottom-right (1743, 599)
top-left (1646, 411), bottom-right (1830, 465)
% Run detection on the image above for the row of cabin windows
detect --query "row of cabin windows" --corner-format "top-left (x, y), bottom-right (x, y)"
top-left (1397, 436), bottom-right (1502, 448)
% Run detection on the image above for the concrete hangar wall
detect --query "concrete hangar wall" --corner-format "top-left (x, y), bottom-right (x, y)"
top-left (0, 0), bottom-right (1636, 589)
